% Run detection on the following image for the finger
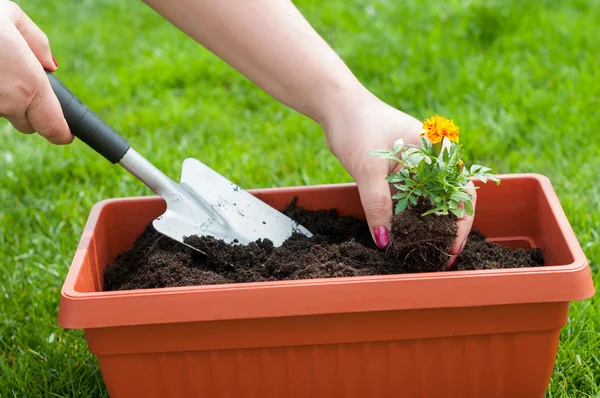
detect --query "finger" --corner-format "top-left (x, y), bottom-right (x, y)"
top-left (354, 159), bottom-right (394, 249)
top-left (441, 137), bottom-right (452, 154)
top-left (446, 183), bottom-right (477, 269)
top-left (26, 71), bottom-right (73, 144)
top-left (6, 115), bottom-right (35, 135)
top-left (9, 1), bottom-right (58, 71)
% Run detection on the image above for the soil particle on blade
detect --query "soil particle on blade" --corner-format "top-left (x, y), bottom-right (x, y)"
top-left (103, 199), bottom-right (545, 291)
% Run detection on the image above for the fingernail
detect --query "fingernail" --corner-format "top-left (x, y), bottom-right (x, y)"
top-left (374, 226), bottom-right (389, 248)
top-left (447, 255), bottom-right (458, 270)
top-left (458, 241), bottom-right (466, 255)
top-left (52, 55), bottom-right (58, 68)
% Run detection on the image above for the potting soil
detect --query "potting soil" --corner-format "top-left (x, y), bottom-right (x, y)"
top-left (103, 199), bottom-right (545, 291)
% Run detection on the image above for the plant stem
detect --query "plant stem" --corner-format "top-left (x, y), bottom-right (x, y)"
top-left (432, 141), bottom-right (442, 157)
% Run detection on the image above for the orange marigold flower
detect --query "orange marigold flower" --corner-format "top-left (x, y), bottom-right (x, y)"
top-left (420, 115), bottom-right (459, 144)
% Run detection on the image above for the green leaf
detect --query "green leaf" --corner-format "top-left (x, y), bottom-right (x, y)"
top-left (470, 164), bottom-right (494, 177)
top-left (393, 183), bottom-right (411, 191)
top-left (385, 174), bottom-right (404, 183)
top-left (487, 174), bottom-right (501, 183)
top-left (450, 207), bottom-right (464, 218)
top-left (395, 197), bottom-right (409, 213)
top-left (436, 156), bottom-right (446, 170)
top-left (366, 150), bottom-right (398, 161)
top-left (464, 199), bottom-right (474, 216)
top-left (392, 192), bottom-right (406, 200)
top-left (392, 139), bottom-right (405, 154)
top-left (450, 191), bottom-right (472, 202)
top-left (407, 150), bottom-right (432, 166)
top-left (442, 145), bottom-right (451, 163)
top-left (422, 206), bottom-right (446, 216)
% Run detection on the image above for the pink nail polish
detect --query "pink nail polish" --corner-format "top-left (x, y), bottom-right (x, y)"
top-left (449, 255), bottom-right (458, 268)
top-left (52, 55), bottom-right (58, 67)
top-left (445, 255), bottom-right (457, 270)
top-left (374, 227), bottom-right (389, 248)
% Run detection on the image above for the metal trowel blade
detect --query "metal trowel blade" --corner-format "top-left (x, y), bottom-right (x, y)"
top-left (152, 158), bottom-right (312, 251)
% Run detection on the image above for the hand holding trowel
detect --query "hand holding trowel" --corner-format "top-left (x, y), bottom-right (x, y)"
top-left (45, 71), bottom-right (312, 252)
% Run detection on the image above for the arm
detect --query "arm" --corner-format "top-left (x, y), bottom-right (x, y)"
top-left (141, 0), bottom-right (364, 128)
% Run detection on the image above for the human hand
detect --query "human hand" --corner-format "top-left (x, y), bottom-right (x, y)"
top-left (322, 87), bottom-right (474, 267)
top-left (0, 0), bottom-right (71, 144)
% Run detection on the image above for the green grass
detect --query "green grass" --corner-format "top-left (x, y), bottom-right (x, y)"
top-left (1, 0), bottom-right (598, 396)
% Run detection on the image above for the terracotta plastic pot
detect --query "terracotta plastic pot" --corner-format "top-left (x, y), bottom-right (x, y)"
top-left (58, 173), bottom-right (595, 398)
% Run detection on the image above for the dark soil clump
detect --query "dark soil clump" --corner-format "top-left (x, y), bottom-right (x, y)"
top-left (103, 200), bottom-right (545, 291)
top-left (455, 229), bottom-right (546, 271)
top-left (387, 201), bottom-right (457, 272)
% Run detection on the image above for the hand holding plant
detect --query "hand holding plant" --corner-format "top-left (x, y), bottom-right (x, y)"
top-left (368, 115), bottom-right (500, 268)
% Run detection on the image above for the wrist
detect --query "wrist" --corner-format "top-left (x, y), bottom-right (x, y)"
top-left (309, 76), bottom-right (376, 131)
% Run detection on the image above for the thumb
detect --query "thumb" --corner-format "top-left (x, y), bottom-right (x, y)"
top-left (446, 181), bottom-right (477, 269)
top-left (9, 2), bottom-right (58, 71)
top-left (354, 159), bottom-right (394, 249)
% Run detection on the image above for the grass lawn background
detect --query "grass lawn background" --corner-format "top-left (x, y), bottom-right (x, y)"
top-left (1, 0), bottom-right (598, 396)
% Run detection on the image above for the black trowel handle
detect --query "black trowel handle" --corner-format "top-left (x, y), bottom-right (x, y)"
top-left (45, 70), bottom-right (130, 164)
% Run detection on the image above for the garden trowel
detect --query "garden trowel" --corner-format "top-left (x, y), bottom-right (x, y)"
top-left (45, 71), bottom-right (312, 252)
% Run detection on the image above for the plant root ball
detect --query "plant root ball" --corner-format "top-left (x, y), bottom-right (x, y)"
top-left (387, 206), bottom-right (457, 272)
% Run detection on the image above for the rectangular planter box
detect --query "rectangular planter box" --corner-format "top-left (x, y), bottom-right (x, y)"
top-left (58, 173), bottom-right (595, 398)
